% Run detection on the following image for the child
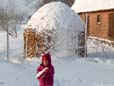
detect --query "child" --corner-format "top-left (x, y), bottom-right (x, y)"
top-left (36, 53), bottom-right (54, 86)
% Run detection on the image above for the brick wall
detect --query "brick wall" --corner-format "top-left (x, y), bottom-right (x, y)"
top-left (79, 10), bottom-right (114, 41)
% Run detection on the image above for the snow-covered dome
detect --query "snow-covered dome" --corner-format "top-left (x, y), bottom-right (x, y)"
top-left (25, 2), bottom-right (84, 32)
top-left (25, 2), bottom-right (85, 57)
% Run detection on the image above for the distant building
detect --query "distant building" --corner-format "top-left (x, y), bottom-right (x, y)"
top-left (72, 0), bottom-right (114, 41)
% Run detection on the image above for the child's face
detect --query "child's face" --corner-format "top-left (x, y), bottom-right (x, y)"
top-left (43, 60), bottom-right (48, 66)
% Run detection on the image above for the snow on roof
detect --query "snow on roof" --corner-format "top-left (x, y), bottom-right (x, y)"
top-left (25, 2), bottom-right (84, 32)
top-left (72, 0), bottom-right (114, 13)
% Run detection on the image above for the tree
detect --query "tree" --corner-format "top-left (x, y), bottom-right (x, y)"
top-left (32, 0), bottom-right (75, 12)
top-left (0, 1), bottom-right (24, 61)
top-left (42, 0), bottom-right (75, 7)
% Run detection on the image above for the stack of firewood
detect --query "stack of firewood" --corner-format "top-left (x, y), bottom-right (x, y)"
top-left (24, 29), bottom-right (51, 58)
top-left (36, 33), bottom-right (47, 57)
top-left (24, 28), bottom-right (36, 58)
top-left (24, 28), bottom-right (56, 58)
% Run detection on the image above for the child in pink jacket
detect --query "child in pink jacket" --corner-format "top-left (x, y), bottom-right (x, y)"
top-left (36, 53), bottom-right (54, 86)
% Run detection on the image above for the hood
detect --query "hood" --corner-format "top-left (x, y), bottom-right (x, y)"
top-left (42, 53), bottom-right (52, 66)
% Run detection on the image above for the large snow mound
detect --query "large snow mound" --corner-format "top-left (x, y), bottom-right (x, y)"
top-left (25, 2), bottom-right (85, 57)
top-left (25, 2), bottom-right (84, 32)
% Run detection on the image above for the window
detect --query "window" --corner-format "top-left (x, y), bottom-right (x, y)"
top-left (97, 15), bottom-right (101, 24)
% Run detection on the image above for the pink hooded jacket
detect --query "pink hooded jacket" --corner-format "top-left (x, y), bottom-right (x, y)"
top-left (36, 53), bottom-right (54, 86)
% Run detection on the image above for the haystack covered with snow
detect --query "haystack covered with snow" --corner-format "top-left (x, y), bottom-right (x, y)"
top-left (24, 2), bottom-right (85, 58)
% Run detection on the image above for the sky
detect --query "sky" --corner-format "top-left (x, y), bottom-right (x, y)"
top-left (0, 0), bottom-right (42, 16)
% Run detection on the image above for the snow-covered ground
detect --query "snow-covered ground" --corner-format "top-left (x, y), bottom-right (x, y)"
top-left (0, 56), bottom-right (114, 86)
top-left (0, 25), bottom-right (114, 86)
top-left (0, 25), bottom-right (24, 62)
top-left (0, 2), bottom-right (114, 85)
top-left (87, 38), bottom-right (114, 60)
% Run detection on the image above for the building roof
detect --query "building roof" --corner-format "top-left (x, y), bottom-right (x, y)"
top-left (71, 0), bottom-right (114, 13)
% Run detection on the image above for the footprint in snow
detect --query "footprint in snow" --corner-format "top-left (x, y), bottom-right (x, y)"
top-left (0, 81), bottom-right (6, 85)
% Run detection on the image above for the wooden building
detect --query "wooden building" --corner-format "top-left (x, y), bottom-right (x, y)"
top-left (72, 0), bottom-right (114, 41)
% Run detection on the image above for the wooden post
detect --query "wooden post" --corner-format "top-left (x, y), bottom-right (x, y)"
top-left (85, 13), bottom-right (88, 57)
